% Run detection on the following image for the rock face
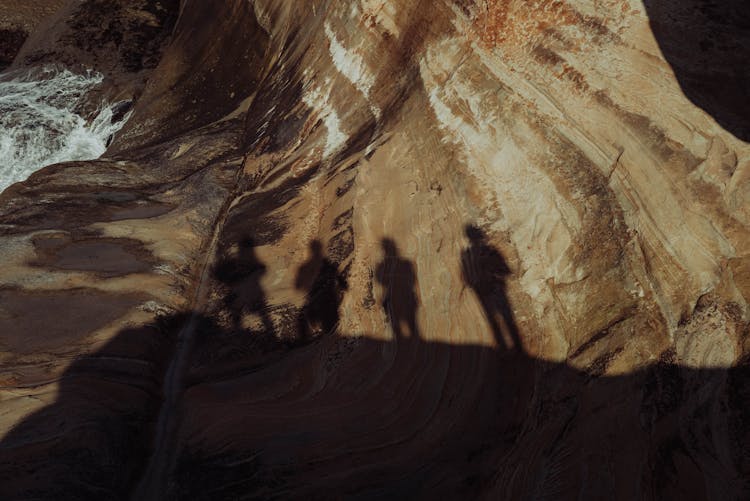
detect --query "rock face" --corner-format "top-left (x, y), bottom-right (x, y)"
top-left (7, 0), bottom-right (179, 102)
top-left (0, 0), bottom-right (66, 69)
top-left (0, 1), bottom-right (748, 499)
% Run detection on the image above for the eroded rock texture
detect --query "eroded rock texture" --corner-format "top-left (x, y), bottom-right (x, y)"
top-left (0, 0), bottom-right (66, 69)
top-left (0, 1), bottom-right (749, 499)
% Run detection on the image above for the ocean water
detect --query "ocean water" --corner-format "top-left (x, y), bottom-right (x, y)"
top-left (0, 67), bottom-right (131, 194)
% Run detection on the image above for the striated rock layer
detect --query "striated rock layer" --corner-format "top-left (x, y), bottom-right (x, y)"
top-left (0, 1), bottom-right (749, 499)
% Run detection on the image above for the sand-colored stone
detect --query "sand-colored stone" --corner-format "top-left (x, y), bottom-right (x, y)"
top-left (0, 1), bottom-right (748, 499)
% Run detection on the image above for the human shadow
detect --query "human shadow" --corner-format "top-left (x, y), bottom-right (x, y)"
top-left (375, 238), bottom-right (420, 339)
top-left (1, 235), bottom-right (750, 500)
top-left (642, 0), bottom-right (750, 141)
top-left (295, 240), bottom-right (348, 341)
top-left (461, 224), bottom-right (521, 351)
top-left (212, 237), bottom-right (274, 335)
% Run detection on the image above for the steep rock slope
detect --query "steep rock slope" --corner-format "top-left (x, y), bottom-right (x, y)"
top-left (0, 0), bottom-right (67, 69)
top-left (0, 1), bottom-right (748, 499)
top-left (9, 0), bottom-right (180, 103)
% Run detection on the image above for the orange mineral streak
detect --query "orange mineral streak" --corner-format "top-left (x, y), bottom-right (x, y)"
top-left (473, 0), bottom-right (603, 49)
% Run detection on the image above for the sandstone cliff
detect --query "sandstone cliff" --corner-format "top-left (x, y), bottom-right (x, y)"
top-left (0, 1), bottom-right (748, 499)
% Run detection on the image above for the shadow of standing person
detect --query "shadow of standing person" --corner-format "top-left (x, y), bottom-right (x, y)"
top-left (295, 240), bottom-right (348, 341)
top-left (375, 238), bottom-right (420, 339)
top-left (213, 237), bottom-right (274, 335)
top-left (461, 225), bottom-right (521, 351)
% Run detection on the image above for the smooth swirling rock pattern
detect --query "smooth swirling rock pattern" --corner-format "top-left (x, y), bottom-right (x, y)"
top-left (0, 1), bottom-right (748, 499)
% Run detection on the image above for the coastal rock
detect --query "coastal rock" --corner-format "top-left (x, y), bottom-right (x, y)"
top-left (0, 0), bottom-right (67, 69)
top-left (0, 1), bottom-right (748, 499)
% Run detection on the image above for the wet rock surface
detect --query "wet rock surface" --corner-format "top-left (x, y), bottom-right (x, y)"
top-left (0, 26), bottom-right (24, 70)
top-left (0, 0), bottom-right (68, 70)
top-left (0, 1), bottom-right (749, 499)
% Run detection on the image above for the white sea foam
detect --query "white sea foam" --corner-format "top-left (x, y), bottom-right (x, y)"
top-left (0, 67), bottom-right (132, 193)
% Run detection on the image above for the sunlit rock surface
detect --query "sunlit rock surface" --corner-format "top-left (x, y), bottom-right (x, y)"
top-left (0, 1), bottom-right (748, 499)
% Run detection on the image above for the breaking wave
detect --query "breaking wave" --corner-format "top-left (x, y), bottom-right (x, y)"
top-left (0, 67), bottom-right (131, 194)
